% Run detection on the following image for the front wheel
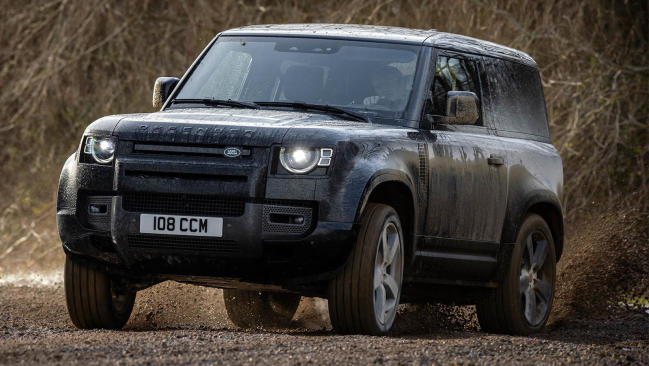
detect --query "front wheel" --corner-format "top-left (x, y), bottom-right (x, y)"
top-left (477, 214), bottom-right (557, 335)
top-left (64, 256), bottom-right (135, 329)
top-left (328, 203), bottom-right (404, 335)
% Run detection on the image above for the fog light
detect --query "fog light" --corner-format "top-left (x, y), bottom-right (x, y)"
top-left (89, 204), bottom-right (108, 214)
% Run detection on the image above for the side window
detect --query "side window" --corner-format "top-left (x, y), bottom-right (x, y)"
top-left (425, 55), bottom-right (481, 125)
top-left (482, 57), bottom-right (550, 138)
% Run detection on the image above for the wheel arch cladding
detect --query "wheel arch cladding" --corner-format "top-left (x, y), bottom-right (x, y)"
top-left (502, 191), bottom-right (564, 261)
top-left (57, 153), bottom-right (78, 211)
top-left (526, 202), bottom-right (564, 261)
top-left (358, 175), bottom-right (416, 261)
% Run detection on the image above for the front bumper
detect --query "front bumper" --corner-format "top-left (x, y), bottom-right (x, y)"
top-left (57, 138), bottom-right (363, 291)
top-left (58, 193), bottom-right (356, 286)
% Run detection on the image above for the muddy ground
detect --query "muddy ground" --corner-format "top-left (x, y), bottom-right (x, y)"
top-left (1, 277), bottom-right (648, 365)
top-left (1, 210), bottom-right (648, 364)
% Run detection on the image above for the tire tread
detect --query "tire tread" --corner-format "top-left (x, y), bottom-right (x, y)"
top-left (64, 256), bottom-right (134, 329)
top-left (328, 203), bottom-right (403, 335)
top-left (476, 214), bottom-right (556, 335)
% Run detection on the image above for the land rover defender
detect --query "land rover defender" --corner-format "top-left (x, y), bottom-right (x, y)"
top-left (58, 24), bottom-right (564, 335)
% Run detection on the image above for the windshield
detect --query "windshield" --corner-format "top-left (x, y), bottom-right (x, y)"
top-left (174, 36), bottom-right (421, 122)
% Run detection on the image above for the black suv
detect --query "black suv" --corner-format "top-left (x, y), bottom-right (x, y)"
top-left (58, 24), bottom-right (564, 335)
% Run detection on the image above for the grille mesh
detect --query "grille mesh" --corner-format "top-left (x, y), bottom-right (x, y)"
top-left (122, 192), bottom-right (245, 217)
top-left (127, 234), bottom-right (238, 254)
top-left (262, 205), bottom-right (312, 234)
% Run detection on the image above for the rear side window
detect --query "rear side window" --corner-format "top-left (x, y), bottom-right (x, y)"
top-left (424, 55), bottom-right (481, 125)
top-left (482, 57), bottom-right (549, 138)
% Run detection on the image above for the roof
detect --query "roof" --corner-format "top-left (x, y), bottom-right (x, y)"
top-left (221, 24), bottom-right (537, 67)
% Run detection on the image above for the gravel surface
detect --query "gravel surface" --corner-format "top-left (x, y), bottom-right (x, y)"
top-left (1, 278), bottom-right (647, 365)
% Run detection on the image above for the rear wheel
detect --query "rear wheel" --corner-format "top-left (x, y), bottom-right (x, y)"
top-left (328, 203), bottom-right (404, 335)
top-left (64, 256), bottom-right (135, 329)
top-left (223, 289), bottom-right (301, 329)
top-left (477, 214), bottom-right (556, 335)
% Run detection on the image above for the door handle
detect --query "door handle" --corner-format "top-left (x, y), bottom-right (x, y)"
top-left (487, 154), bottom-right (504, 166)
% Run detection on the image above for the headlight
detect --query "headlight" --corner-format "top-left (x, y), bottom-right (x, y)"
top-left (279, 147), bottom-right (333, 174)
top-left (84, 137), bottom-right (116, 164)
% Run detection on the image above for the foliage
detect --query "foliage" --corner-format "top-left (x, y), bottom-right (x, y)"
top-left (0, 1), bottom-right (647, 270)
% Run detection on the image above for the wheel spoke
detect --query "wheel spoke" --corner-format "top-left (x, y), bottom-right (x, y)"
top-left (532, 239), bottom-right (548, 269)
top-left (383, 274), bottom-right (399, 298)
top-left (535, 278), bottom-right (552, 303)
top-left (524, 287), bottom-right (537, 324)
top-left (384, 231), bottom-right (399, 266)
top-left (381, 227), bottom-right (389, 264)
top-left (383, 298), bottom-right (396, 315)
top-left (525, 235), bottom-right (535, 267)
top-left (374, 267), bottom-right (383, 290)
top-left (374, 284), bottom-right (386, 324)
top-left (519, 271), bottom-right (530, 294)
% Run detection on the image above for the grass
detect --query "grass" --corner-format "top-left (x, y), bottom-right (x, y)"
top-left (619, 297), bottom-right (649, 312)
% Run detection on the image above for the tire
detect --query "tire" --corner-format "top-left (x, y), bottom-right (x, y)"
top-left (477, 214), bottom-right (557, 335)
top-left (328, 203), bottom-right (404, 335)
top-left (223, 289), bottom-right (301, 329)
top-left (64, 256), bottom-right (135, 329)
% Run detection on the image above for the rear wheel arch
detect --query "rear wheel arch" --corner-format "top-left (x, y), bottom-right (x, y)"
top-left (527, 202), bottom-right (564, 261)
top-left (501, 193), bottom-right (564, 261)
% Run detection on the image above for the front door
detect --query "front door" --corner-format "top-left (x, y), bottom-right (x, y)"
top-left (416, 52), bottom-right (508, 281)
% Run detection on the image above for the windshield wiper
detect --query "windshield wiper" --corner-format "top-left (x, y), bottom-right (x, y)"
top-left (171, 98), bottom-right (260, 109)
top-left (254, 101), bottom-right (370, 123)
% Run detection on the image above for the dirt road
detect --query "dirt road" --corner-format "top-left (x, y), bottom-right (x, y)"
top-left (1, 275), bottom-right (647, 365)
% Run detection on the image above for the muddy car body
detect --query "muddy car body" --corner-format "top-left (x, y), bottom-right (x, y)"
top-left (58, 24), bottom-right (563, 334)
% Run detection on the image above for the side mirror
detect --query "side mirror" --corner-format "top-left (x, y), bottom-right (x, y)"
top-left (442, 91), bottom-right (479, 125)
top-left (152, 77), bottom-right (180, 109)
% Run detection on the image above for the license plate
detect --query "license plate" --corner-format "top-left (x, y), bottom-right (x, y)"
top-left (139, 214), bottom-right (223, 237)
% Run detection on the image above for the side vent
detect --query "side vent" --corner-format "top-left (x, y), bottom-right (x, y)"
top-left (417, 143), bottom-right (428, 196)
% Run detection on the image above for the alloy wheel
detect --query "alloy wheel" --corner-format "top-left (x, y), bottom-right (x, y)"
top-left (519, 230), bottom-right (553, 326)
top-left (373, 221), bottom-right (403, 327)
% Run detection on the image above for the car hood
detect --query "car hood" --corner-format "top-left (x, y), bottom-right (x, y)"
top-left (108, 108), bottom-right (378, 146)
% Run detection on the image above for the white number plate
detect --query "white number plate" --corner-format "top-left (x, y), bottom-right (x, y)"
top-left (139, 214), bottom-right (223, 237)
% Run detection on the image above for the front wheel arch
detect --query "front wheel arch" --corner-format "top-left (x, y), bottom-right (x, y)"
top-left (355, 172), bottom-right (417, 262)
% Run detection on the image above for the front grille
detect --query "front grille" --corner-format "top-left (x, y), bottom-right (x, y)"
top-left (127, 234), bottom-right (238, 254)
top-left (122, 192), bottom-right (245, 217)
